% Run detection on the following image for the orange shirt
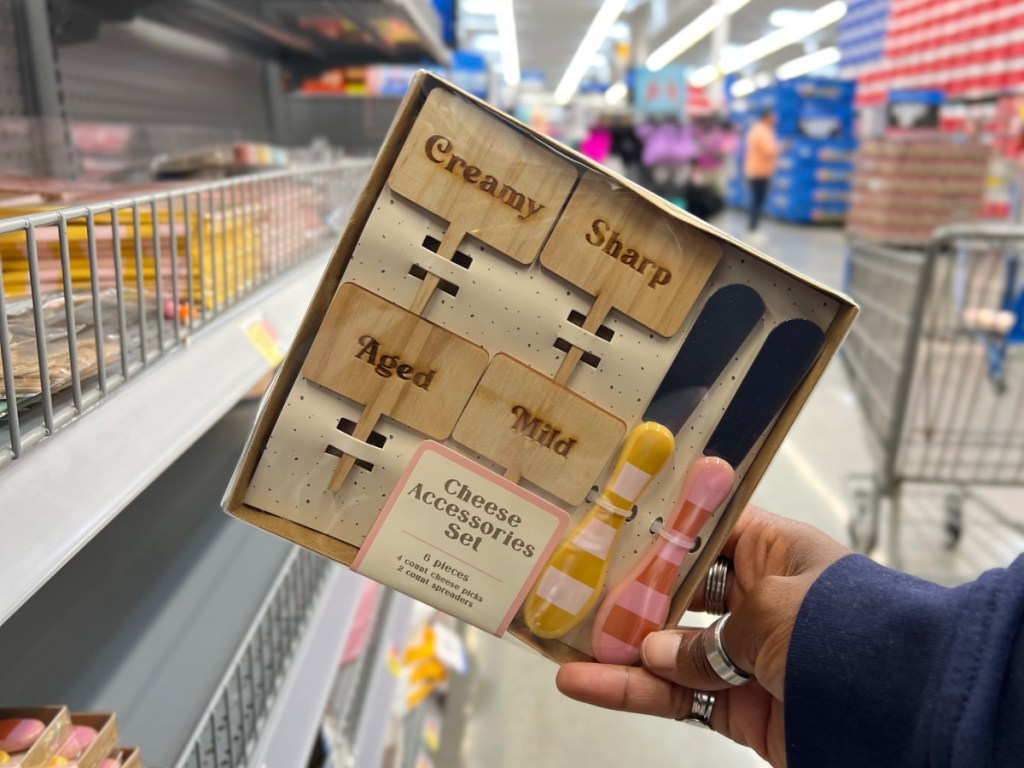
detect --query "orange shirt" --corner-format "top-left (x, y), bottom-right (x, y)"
top-left (744, 121), bottom-right (779, 179)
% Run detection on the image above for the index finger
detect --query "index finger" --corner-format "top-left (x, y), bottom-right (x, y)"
top-left (688, 505), bottom-right (771, 613)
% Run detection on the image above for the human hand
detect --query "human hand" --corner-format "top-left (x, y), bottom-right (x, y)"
top-left (556, 506), bottom-right (850, 768)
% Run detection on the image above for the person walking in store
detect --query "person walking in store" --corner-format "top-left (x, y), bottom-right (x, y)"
top-left (744, 110), bottom-right (779, 244)
top-left (557, 505), bottom-right (1024, 767)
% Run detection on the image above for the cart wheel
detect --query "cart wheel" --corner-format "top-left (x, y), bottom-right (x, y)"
top-left (944, 494), bottom-right (963, 551)
top-left (848, 488), bottom-right (876, 553)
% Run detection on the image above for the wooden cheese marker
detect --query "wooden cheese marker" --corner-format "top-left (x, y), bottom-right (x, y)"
top-left (389, 87), bottom-right (579, 264)
top-left (451, 354), bottom-right (626, 505)
top-left (303, 283), bottom-right (489, 490)
top-left (590, 318), bottom-right (827, 663)
top-left (539, 171), bottom-right (723, 384)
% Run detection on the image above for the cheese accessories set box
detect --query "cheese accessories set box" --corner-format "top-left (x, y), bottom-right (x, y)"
top-left (225, 72), bottom-right (857, 664)
top-left (0, 708), bottom-right (142, 768)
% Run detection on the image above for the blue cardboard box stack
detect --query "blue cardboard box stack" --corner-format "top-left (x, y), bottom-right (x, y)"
top-left (729, 77), bottom-right (858, 224)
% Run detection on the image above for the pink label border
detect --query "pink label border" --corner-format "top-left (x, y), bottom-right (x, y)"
top-left (352, 441), bottom-right (570, 636)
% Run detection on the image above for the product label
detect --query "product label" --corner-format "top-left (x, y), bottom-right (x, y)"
top-left (352, 441), bottom-right (570, 635)
top-left (242, 316), bottom-right (283, 367)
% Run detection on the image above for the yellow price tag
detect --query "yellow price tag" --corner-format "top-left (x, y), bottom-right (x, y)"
top-left (242, 318), bottom-right (284, 368)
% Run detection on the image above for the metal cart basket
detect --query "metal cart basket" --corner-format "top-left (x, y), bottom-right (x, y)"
top-left (844, 224), bottom-right (1024, 574)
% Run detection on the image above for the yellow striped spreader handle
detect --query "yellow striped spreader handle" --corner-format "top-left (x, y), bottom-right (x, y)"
top-left (522, 422), bottom-right (676, 639)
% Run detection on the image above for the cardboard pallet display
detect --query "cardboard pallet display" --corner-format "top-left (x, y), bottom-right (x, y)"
top-left (225, 72), bottom-right (857, 664)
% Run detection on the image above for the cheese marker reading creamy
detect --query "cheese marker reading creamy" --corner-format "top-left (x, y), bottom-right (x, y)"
top-left (522, 422), bottom-right (675, 639)
top-left (424, 134), bottom-right (546, 221)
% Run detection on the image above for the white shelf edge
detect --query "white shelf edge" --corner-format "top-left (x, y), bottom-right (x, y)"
top-left (0, 255), bottom-right (327, 626)
top-left (353, 593), bottom-right (415, 768)
top-left (248, 564), bottom-right (364, 768)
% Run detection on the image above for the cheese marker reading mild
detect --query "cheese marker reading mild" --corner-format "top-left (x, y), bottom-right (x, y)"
top-left (522, 422), bottom-right (675, 639)
top-left (591, 318), bottom-right (828, 664)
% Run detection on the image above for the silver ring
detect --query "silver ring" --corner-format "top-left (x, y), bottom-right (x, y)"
top-left (704, 613), bottom-right (752, 686)
top-left (678, 690), bottom-right (716, 728)
top-left (705, 555), bottom-right (731, 615)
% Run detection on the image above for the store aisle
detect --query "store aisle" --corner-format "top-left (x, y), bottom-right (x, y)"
top-left (440, 215), bottom-right (872, 768)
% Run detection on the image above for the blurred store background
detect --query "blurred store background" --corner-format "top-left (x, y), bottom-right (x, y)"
top-left (2, 1), bottom-right (1024, 766)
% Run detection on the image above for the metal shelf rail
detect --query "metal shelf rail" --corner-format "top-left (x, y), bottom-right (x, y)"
top-left (0, 160), bottom-right (371, 626)
top-left (0, 159), bottom-right (370, 466)
top-left (172, 546), bottom-right (332, 768)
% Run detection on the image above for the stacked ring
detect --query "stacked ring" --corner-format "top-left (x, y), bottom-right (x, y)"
top-left (705, 555), bottom-right (731, 615)
top-left (704, 613), bottom-right (752, 686)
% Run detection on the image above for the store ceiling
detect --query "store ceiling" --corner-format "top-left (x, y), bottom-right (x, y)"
top-left (509, 0), bottom-right (839, 89)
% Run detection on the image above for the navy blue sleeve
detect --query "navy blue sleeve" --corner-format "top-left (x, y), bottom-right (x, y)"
top-left (784, 553), bottom-right (1024, 767)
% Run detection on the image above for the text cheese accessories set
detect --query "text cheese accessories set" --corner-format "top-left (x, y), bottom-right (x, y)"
top-left (225, 72), bottom-right (857, 664)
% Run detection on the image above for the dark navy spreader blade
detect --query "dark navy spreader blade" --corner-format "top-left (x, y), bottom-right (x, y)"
top-left (703, 318), bottom-right (826, 467)
top-left (644, 284), bottom-right (765, 434)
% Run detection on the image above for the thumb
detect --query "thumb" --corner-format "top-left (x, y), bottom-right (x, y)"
top-left (640, 573), bottom-right (808, 698)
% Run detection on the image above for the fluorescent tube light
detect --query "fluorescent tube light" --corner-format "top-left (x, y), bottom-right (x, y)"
top-left (776, 46), bottom-right (842, 80)
top-left (646, 7), bottom-right (724, 72)
top-left (689, 63), bottom-right (721, 88)
top-left (769, 8), bottom-right (811, 27)
top-left (719, 0), bottom-right (847, 75)
top-left (754, 71), bottom-right (773, 88)
top-left (730, 77), bottom-right (756, 97)
top-left (645, 0), bottom-right (753, 72)
top-left (554, 0), bottom-right (629, 104)
top-left (722, 0), bottom-right (754, 12)
top-left (604, 81), bottom-right (628, 104)
top-left (496, 0), bottom-right (520, 86)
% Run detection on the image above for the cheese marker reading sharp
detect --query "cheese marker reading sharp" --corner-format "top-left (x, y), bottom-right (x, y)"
top-left (586, 219), bottom-right (672, 288)
top-left (405, 478), bottom-right (536, 557)
top-left (424, 134), bottom-right (546, 221)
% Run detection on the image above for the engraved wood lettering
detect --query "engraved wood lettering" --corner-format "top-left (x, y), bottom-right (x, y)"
top-left (424, 134), bottom-right (546, 221)
top-left (585, 219), bottom-right (672, 288)
top-left (354, 334), bottom-right (437, 389)
top-left (510, 405), bottom-right (577, 456)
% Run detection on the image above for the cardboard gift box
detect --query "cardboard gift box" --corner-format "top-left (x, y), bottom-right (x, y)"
top-left (225, 72), bottom-right (857, 664)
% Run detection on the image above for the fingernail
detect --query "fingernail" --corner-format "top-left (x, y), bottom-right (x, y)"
top-left (641, 632), bottom-right (681, 671)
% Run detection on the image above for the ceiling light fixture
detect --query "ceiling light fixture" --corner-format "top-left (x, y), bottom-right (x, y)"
top-left (689, 63), bottom-right (721, 88)
top-left (604, 81), bottom-right (628, 104)
top-left (645, 0), bottom-right (753, 72)
top-left (495, 0), bottom-right (520, 86)
top-left (776, 46), bottom-right (842, 80)
top-left (718, 1), bottom-right (847, 76)
top-left (769, 8), bottom-right (812, 27)
top-left (554, 0), bottom-right (629, 105)
top-left (730, 77), bottom-right (756, 97)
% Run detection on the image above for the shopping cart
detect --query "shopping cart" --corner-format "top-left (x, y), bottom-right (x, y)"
top-left (843, 224), bottom-right (1024, 575)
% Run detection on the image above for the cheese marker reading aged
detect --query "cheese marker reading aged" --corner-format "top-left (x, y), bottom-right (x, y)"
top-left (424, 134), bottom-right (546, 221)
top-left (303, 284), bottom-right (489, 491)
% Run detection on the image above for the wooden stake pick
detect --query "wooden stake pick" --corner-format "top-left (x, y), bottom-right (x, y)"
top-left (408, 226), bottom-right (465, 315)
top-left (553, 291), bottom-right (615, 386)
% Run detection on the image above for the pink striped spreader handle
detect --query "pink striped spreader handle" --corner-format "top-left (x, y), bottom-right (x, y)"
top-left (590, 456), bottom-right (735, 665)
